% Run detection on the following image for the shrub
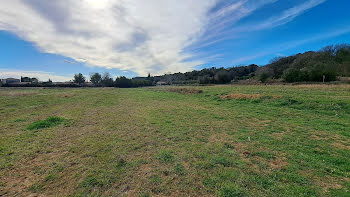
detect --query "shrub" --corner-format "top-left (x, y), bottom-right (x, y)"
top-left (214, 70), bottom-right (232, 84)
top-left (259, 73), bottom-right (269, 83)
top-left (309, 64), bottom-right (337, 82)
top-left (283, 69), bottom-right (309, 82)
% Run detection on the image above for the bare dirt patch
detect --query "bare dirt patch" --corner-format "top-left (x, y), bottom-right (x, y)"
top-left (332, 142), bottom-right (350, 150)
top-left (317, 176), bottom-right (345, 191)
top-left (299, 170), bottom-right (348, 192)
top-left (269, 157), bottom-right (288, 169)
top-left (57, 93), bottom-right (76, 98)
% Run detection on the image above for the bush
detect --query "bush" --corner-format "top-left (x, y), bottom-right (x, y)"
top-left (283, 69), bottom-right (309, 82)
top-left (309, 65), bottom-right (337, 82)
top-left (283, 65), bottom-right (337, 83)
top-left (214, 70), bottom-right (232, 84)
top-left (259, 73), bottom-right (269, 83)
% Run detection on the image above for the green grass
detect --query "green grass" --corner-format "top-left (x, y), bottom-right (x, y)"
top-left (0, 85), bottom-right (349, 196)
top-left (27, 116), bottom-right (66, 130)
top-left (157, 150), bottom-right (175, 163)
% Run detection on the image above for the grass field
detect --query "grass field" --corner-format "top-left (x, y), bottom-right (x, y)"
top-left (0, 85), bottom-right (349, 196)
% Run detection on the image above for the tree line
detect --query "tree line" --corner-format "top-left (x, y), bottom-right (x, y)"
top-left (136, 43), bottom-right (349, 85)
top-left (73, 72), bottom-right (153, 88)
top-left (2, 43), bottom-right (349, 88)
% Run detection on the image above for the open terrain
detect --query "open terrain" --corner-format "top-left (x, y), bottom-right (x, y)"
top-left (0, 85), bottom-right (349, 196)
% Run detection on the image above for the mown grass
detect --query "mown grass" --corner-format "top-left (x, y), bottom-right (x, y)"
top-left (0, 85), bottom-right (349, 196)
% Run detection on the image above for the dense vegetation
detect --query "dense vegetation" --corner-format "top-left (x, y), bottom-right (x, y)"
top-left (86, 44), bottom-right (350, 86)
top-left (258, 44), bottom-right (350, 83)
top-left (153, 44), bottom-right (349, 84)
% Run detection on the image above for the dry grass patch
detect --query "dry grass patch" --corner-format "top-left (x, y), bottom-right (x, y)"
top-left (0, 91), bottom-right (39, 97)
top-left (269, 157), bottom-right (288, 170)
top-left (57, 93), bottom-right (77, 98)
top-left (220, 93), bottom-right (283, 100)
top-left (165, 88), bottom-right (203, 94)
top-left (332, 142), bottom-right (350, 150)
top-left (220, 93), bottom-right (262, 100)
top-left (297, 84), bottom-right (350, 88)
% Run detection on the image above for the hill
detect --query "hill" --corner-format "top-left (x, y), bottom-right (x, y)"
top-left (153, 44), bottom-right (350, 84)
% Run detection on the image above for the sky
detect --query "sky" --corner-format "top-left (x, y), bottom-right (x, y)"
top-left (0, 0), bottom-right (350, 81)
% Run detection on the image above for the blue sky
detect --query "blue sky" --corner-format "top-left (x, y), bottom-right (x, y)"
top-left (0, 0), bottom-right (350, 81)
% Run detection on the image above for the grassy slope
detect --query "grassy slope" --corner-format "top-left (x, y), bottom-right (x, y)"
top-left (0, 85), bottom-right (349, 196)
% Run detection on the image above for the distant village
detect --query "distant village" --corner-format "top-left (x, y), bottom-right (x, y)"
top-left (0, 77), bottom-right (86, 87)
top-left (0, 76), bottom-right (167, 87)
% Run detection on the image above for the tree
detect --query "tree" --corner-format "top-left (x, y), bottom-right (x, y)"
top-left (283, 69), bottom-right (306, 83)
top-left (115, 76), bottom-right (132, 88)
top-left (309, 64), bottom-right (337, 82)
top-left (214, 70), bottom-right (231, 84)
top-left (90, 73), bottom-right (102, 86)
top-left (101, 72), bottom-right (114, 87)
top-left (73, 73), bottom-right (86, 85)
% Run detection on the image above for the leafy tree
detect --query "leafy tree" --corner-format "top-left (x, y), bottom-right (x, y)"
top-left (90, 73), bottom-right (102, 86)
top-left (199, 75), bottom-right (212, 84)
top-left (115, 76), bottom-right (132, 88)
top-left (73, 73), bottom-right (86, 85)
top-left (132, 79), bottom-right (153, 87)
top-left (309, 64), bottom-right (337, 82)
top-left (101, 72), bottom-right (114, 87)
top-left (283, 69), bottom-right (308, 82)
top-left (214, 70), bottom-right (231, 84)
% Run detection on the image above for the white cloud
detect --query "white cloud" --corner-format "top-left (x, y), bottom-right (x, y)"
top-left (231, 26), bottom-right (350, 64)
top-left (251, 0), bottom-right (326, 30)
top-left (0, 69), bottom-right (72, 82)
top-left (0, 0), bottom-right (218, 76)
top-left (0, 0), bottom-right (327, 75)
top-left (194, 0), bottom-right (327, 48)
top-left (192, 0), bottom-right (278, 48)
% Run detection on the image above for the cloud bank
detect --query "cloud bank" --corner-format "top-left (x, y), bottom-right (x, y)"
top-left (0, 0), bottom-right (327, 75)
top-left (0, 69), bottom-right (72, 82)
